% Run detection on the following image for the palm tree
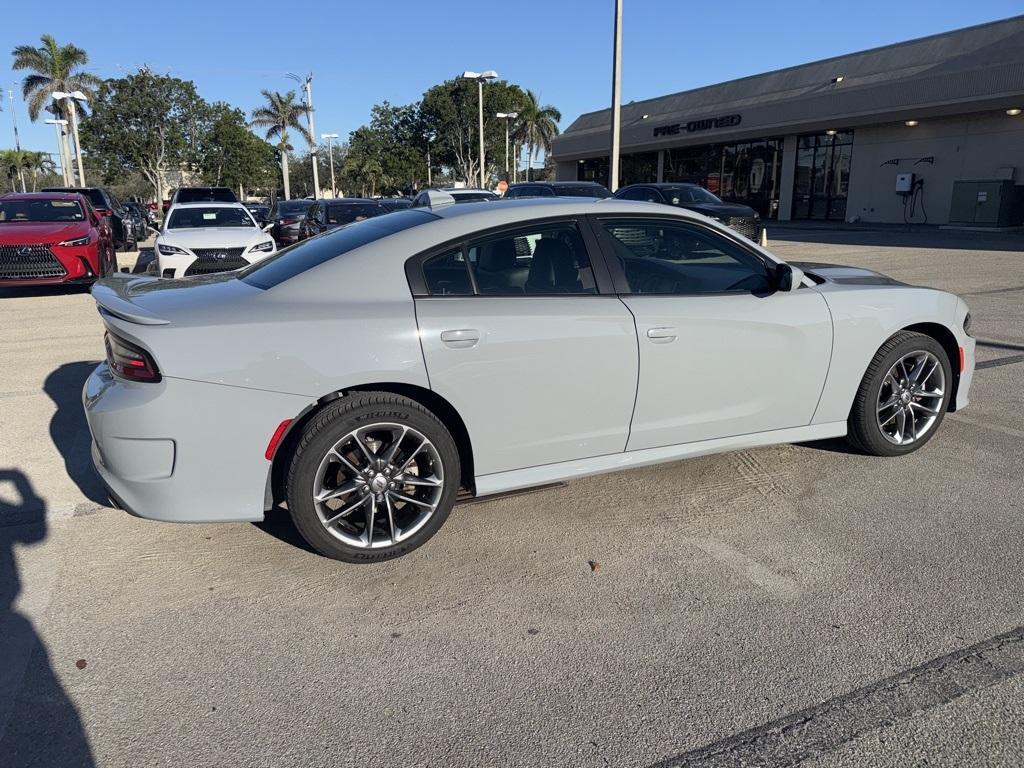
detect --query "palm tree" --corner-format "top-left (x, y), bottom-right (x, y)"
top-left (250, 90), bottom-right (305, 199)
top-left (11, 34), bottom-right (101, 121)
top-left (513, 90), bottom-right (561, 181)
top-left (24, 151), bottom-right (56, 191)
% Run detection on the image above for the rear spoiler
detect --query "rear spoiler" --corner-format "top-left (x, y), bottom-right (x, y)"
top-left (91, 274), bottom-right (170, 326)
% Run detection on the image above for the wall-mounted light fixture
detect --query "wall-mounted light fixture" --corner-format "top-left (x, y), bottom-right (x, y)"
top-left (1007, 108), bottom-right (1022, 116)
top-left (904, 120), bottom-right (919, 127)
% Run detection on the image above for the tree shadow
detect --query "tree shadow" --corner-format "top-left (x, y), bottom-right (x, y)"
top-left (44, 362), bottom-right (108, 506)
top-left (0, 469), bottom-right (95, 766)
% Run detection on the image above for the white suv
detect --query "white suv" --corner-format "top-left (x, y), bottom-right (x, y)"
top-left (155, 202), bottom-right (275, 278)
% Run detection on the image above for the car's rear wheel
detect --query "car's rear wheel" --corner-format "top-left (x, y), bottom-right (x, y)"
top-left (286, 392), bottom-right (460, 562)
top-left (847, 331), bottom-right (952, 456)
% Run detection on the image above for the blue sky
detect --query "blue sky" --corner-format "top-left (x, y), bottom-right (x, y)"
top-left (1, 0), bottom-right (1020, 161)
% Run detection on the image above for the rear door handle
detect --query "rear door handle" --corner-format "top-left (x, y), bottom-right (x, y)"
top-left (646, 326), bottom-right (677, 343)
top-left (440, 329), bottom-right (480, 349)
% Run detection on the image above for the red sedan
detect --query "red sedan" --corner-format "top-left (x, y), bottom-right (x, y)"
top-left (0, 192), bottom-right (116, 286)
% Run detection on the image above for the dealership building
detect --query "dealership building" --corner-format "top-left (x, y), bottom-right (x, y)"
top-left (550, 16), bottom-right (1024, 226)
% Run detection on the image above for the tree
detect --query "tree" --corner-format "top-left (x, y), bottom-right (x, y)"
top-left (341, 154), bottom-right (389, 198)
top-left (11, 34), bottom-right (101, 121)
top-left (250, 90), bottom-right (305, 199)
top-left (199, 104), bottom-right (277, 197)
top-left (513, 90), bottom-right (561, 181)
top-left (79, 69), bottom-right (210, 203)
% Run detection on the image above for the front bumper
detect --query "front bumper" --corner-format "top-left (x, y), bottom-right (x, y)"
top-left (0, 243), bottom-right (102, 285)
top-left (84, 362), bottom-right (311, 523)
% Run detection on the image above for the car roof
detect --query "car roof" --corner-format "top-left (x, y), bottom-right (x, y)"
top-left (318, 198), bottom-right (381, 204)
top-left (168, 201), bottom-right (248, 209)
top-left (427, 195), bottom-right (697, 221)
top-left (1, 191), bottom-right (85, 201)
top-left (509, 181), bottom-right (605, 187)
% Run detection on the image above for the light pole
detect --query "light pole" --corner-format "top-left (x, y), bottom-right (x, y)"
top-left (321, 133), bottom-right (338, 197)
top-left (53, 90), bottom-right (88, 186)
top-left (289, 73), bottom-right (320, 199)
top-left (425, 133), bottom-right (435, 187)
top-left (460, 70), bottom-right (498, 188)
top-left (45, 118), bottom-right (70, 185)
top-left (608, 0), bottom-right (623, 192)
top-left (8, 89), bottom-right (26, 192)
top-left (495, 112), bottom-right (518, 176)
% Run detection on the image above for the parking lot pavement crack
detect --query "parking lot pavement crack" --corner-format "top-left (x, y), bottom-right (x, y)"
top-left (646, 626), bottom-right (1024, 768)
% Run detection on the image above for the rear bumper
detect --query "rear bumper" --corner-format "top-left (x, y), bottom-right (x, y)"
top-left (84, 363), bottom-right (311, 523)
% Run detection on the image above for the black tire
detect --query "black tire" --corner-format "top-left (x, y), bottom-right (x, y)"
top-left (286, 392), bottom-right (461, 562)
top-left (847, 331), bottom-right (952, 456)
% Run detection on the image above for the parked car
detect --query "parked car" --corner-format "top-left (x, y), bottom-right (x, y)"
top-left (122, 202), bottom-right (150, 242)
top-left (268, 198), bottom-right (315, 246)
top-left (296, 198), bottom-right (386, 240)
top-left (42, 186), bottom-right (137, 252)
top-left (411, 188), bottom-right (498, 207)
top-left (377, 197), bottom-right (412, 212)
top-left (244, 203), bottom-right (271, 226)
top-left (615, 183), bottom-right (762, 241)
top-left (504, 181), bottom-right (611, 199)
top-left (170, 187), bottom-right (238, 205)
top-left (0, 192), bottom-right (116, 285)
top-left (84, 196), bottom-right (975, 563)
top-left (154, 202), bottom-right (275, 278)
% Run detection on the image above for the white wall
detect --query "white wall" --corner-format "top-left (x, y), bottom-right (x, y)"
top-left (846, 113), bottom-right (1024, 225)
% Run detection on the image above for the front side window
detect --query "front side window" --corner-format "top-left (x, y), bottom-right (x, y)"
top-left (600, 219), bottom-right (771, 295)
top-left (326, 203), bottom-right (382, 224)
top-left (167, 206), bottom-right (255, 229)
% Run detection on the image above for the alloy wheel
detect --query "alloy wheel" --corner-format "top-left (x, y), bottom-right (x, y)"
top-left (311, 423), bottom-right (444, 549)
top-left (875, 350), bottom-right (945, 445)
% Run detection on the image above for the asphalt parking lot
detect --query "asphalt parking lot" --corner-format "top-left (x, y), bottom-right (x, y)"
top-left (1, 227), bottom-right (1023, 767)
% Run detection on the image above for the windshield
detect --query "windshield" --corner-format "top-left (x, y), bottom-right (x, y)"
top-left (326, 203), bottom-right (382, 225)
top-left (167, 207), bottom-right (255, 229)
top-left (242, 209), bottom-right (436, 289)
top-left (45, 188), bottom-right (106, 208)
top-left (453, 192), bottom-right (496, 203)
top-left (275, 200), bottom-right (314, 218)
top-left (553, 185), bottom-right (611, 198)
top-left (664, 186), bottom-right (723, 205)
top-left (0, 199), bottom-right (85, 223)
top-left (175, 188), bottom-right (237, 203)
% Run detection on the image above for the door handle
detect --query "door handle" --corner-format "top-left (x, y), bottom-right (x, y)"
top-left (646, 326), bottom-right (677, 343)
top-left (440, 329), bottom-right (480, 349)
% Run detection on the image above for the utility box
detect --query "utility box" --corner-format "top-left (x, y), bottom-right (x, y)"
top-left (895, 173), bottom-right (915, 194)
top-left (948, 181), bottom-right (1021, 226)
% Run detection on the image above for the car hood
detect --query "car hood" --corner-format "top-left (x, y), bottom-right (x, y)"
top-left (678, 201), bottom-right (757, 219)
top-left (791, 261), bottom-right (908, 287)
top-left (0, 221), bottom-right (88, 244)
top-left (158, 227), bottom-right (267, 250)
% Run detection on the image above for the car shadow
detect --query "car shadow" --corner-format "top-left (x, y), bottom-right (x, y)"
top-left (799, 437), bottom-right (864, 456)
top-left (252, 505), bottom-right (319, 556)
top-left (0, 285), bottom-right (91, 300)
top-left (44, 362), bottom-right (108, 506)
top-left (0, 469), bottom-right (96, 766)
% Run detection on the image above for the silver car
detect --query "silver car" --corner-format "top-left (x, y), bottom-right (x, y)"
top-left (84, 197), bottom-right (975, 562)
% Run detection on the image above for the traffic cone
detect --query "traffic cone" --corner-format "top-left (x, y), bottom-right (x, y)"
top-left (759, 228), bottom-right (769, 248)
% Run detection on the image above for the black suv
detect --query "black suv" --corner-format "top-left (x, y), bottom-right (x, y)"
top-left (504, 181), bottom-right (612, 199)
top-left (169, 187), bottom-right (238, 205)
top-left (614, 183), bottom-right (762, 241)
top-left (42, 186), bottom-right (137, 251)
top-left (268, 198), bottom-right (316, 246)
top-left (297, 199), bottom-right (386, 241)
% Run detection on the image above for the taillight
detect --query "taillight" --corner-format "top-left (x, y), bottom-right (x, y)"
top-left (280, 218), bottom-right (296, 226)
top-left (97, 208), bottom-right (113, 217)
top-left (104, 331), bottom-right (162, 382)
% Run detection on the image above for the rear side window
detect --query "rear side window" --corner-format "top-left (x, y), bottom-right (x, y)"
top-left (554, 185), bottom-right (611, 198)
top-left (423, 249), bottom-right (473, 295)
top-left (241, 209), bottom-right (437, 289)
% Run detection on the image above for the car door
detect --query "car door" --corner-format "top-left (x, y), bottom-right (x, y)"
top-left (412, 219), bottom-right (639, 477)
top-left (593, 215), bottom-right (833, 451)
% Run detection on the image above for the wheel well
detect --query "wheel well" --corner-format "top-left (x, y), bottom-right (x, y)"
top-left (267, 383), bottom-right (475, 508)
top-left (902, 322), bottom-right (961, 411)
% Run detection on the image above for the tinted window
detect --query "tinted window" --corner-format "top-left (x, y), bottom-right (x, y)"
top-left (273, 200), bottom-right (314, 218)
top-left (467, 223), bottom-right (597, 295)
top-left (45, 188), bottom-right (106, 208)
top-left (452, 192), bottom-right (496, 203)
top-left (553, 185), bottom-right (611, 198)
top-left (423, 249), bottom-right (472, 295)
top-left (242, 209), bottom-right (437, 289)
top-left (506, 186), bottom-right (551, 199)
top-left (600, 219), bottom-right (771, 295)
top-left (619, 187), bottom-right (659, 202)
top-left (663, 186), bottom-right (722, 205)
top-left (326, 203), bottom-right (383, 224)
top-left (175, 188), bottom-right (237, 203)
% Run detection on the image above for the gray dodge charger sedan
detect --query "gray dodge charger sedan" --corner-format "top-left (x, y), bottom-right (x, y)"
top-left (84, 196), bottom-right (975, 562)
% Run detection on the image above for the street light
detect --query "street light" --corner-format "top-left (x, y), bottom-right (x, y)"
top-left (608, 0), bottom-right (623, 192)
top-left (53, 90), bottom-right (88, 186)
top-left (321, 133), bottom-right (339, 197)
top-left (460, 70), bottom-right (498, 188)
top-left (425, 132), bottom-right (435, 187)
top-left (44, 117), bottom-right (70, 185)
top-left (495, 112), bottom-right (518, 176)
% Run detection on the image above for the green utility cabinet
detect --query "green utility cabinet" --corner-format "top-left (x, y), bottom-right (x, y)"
top-left (948, 180), bottom-right (1022, 226)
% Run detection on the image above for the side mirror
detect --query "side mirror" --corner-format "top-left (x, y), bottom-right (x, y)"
top-left (148, 222), bottom-right (162, 233)
top-left (775, 262), bottom-right (805, 292)
top-left (262, 223), bottom-right (274, 232)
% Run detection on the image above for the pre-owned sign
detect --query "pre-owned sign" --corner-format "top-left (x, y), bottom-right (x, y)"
top-left (653, 114), bottom-right (742, 137)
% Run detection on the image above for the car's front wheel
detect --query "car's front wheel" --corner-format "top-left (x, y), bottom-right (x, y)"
top-left (847, 331), bottom-right (952, 456)
top-left (286, 392), bottom-right (461, 562)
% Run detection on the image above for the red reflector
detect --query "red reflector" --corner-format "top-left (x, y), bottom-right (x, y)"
top-left (959, 346), bottom-right (965, 372)
top-left (265, 420), bottom-right (293, 461)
